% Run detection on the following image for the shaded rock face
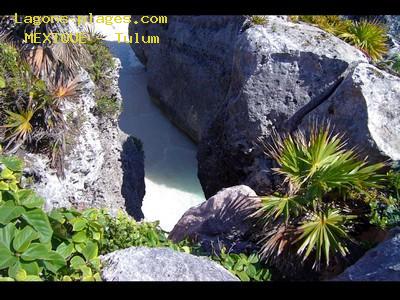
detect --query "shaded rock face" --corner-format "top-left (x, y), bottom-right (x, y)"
top-left (129, 15), bottom-right (248, 142)
top-left (100, 246), bottom-right (239, 281)
top-left (198, 17), bottom-right (369, 198)
top-left (300, 63), bottom-right (400, 163)
top-left (130, 15), bottom-right (400, 200)
top-left (169, 185), bottom-right (260, 254)
top-left (334, 227), bottom-right (400, 281)
top-left (23, 59), bottom-right (145, 219)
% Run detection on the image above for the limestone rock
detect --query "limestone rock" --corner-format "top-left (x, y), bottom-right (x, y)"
top-left (299, 63), bottom-right (400, 163)
top-left (169, 185), bottom-right (260, 254)
top-left (129, 15), bottom-right (248, 142)
top-left (334, 227), bottom-right (400, 281)
top-left (198, 17), bottom-right (368, 197)
top-left (100, 246), bottom-right (239, 281)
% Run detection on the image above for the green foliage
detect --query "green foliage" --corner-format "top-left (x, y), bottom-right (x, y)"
top-left (0, 156), bottom-right (101, 281)
top-left (253, 124), bottom-right (386, 271)
top-left (368, 171), bottom-right (400, 229)
top-left (100, 210), bottom-right (193, 255)
top-left (251, 16), bottom-right (268, 26)
top-left (212, 247), bottom-right (272, 281)
top-left (292, 15), bottom-right (352, 36)
top-left (95, 96), bottom-right (121, 117)
top-left (377, 53), bottom-right (400, 75)
top-left (339, 20), bottom-right (388, 61)
top-left (0, 154), bottom-right (272, 281)
top-left (84, 39), bottom-right (115, 84)
top-left (290, 16), bottom-right (388, 61)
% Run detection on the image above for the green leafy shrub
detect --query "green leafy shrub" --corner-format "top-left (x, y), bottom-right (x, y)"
top-left (100, 210), bottom-right (193, 255)
top-left (84, 38), bottom-right (115, 84)
top-left (212, 247), bottom-right (271, 281)
top-left (368, 170), bottom-right (400, 229)
top-left (251, 124), bottom-right (386, 271)
top-left (292, 15), bottom-right (352, 36)
top-left (95, 96), bottom-right (121, 117)
top-left (290, 16), bottom-right (388, 61)
top-left (0, 155), bottom-right (101, 281)
top-left (339, 20), bottom-right (388, 61)
top-left (0, 153), bottom-right (272, 281)
top-left (251, 16), bottom-right (268, 26)
top-left (0, 154), bottom-right (58, 281)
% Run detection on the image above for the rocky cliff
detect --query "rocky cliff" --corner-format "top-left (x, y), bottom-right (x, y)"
top-left (24, 57), bottom-right (146, 219)
top-left (130, 15), bottom-right (400, 198)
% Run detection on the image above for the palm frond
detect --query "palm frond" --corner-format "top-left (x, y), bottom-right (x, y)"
top-left (294, 208), bottom-right (354, 269)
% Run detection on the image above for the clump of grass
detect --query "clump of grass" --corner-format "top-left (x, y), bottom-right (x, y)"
top-left (245, 123), bottom-right (386, 275)
top-left (251, 15), bottom-right (268, 26)
top-left (339, 20), bottom-right (388, 62)
top-left (82, 27), bottom-right (115, 85)
top-left (95, 96), bottom-right (121, 117)
top-left (290, 16), bottom-right (388, 61)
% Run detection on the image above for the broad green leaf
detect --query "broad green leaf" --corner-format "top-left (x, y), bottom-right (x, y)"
top-left (8, 261), bottom-right (23, 278)
top-left (0, 76), bottom-right (6, 89)
top-left (25, 275), bottom-right (42, 281)
top-left (48, 210), bottom-right (65, 223)
top-left (62, 276), bottom-right (72, 281)
top-left (0, 181), bottom-right (9, 191)
top-left (0, 223), bottom-right (17, 248)
top-left (70, 255), bottom-right (86, 269)
top-left (92, 231), bottom-right (101, 241)
top-left (20, 260), bottom-right (41, 276)
top-left (0, 156), bottom-right (23, 172)
top-left (18, 190), bottom-right (44, 209)
top-left (22, 209), bottom-right (53, 243)
top-left (82, 241), bottom-right (98, 261)
top-left (71, 217), bottom-right (87, 232)
top-left (93, 273), bottom-right (102, 281)
top-left (80, 265), bottom-right (92, 277)
top-left (12, 226), bottom-right (39, 253)
top-left (246, 264), bottom-right (257, 278)
top-left (237, 271), bottom-right (250, 282)
top-left (56, 242), bottom-right (75, 259)
top-left (0, 277), bottom-right (14, 281)
top-left (43, 251), bottom-right (65, 272)
top-left (72, 231), bottom-right (87, 243)
top-left (0, 245), bottom-right (18, 270)
top-left (20, 243), bottom-right (51, 261)
top-left (75, 243), bottom-right (84, 253)
top-left (0, 168), bottom-right (15, 180)
top-left (15, 269), bottom-right (27, 281)
top-left (0, 205), bottom-right (25, 225)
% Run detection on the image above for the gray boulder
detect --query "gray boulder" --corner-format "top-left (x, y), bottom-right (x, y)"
top-left (169, 185), bottom-right (260, 254)
top-left (100, 246), bottom-right (239, 281)
top-left (334, 227), bottom-right (400, 281)
top-left (198, 17), bottom-right (369, 197)
top-left (299, 63), bottom-right (400, 163)
top-left (129, 15), bottom-right (247, 142)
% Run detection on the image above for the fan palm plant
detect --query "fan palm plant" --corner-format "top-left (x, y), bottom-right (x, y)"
top-left (251, 124), bottom-right (386, 271)
top-left (0, 16), bottom-right (89, 83)
top-left (1, 100), bottom-right (36, 152)
top-left (339, 19), bottom-right (388, 61)
top-left (48, 76), bottom-right (84, 102)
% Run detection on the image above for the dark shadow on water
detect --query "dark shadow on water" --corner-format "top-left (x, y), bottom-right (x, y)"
top-left (121, 136), bottom-right (145, 221)
top-left (105, 40), bottom-right (205, 198)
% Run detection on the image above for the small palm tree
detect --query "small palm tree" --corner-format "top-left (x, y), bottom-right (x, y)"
top-left (251, 124), bottom-right (386, 271)
top-left (2, 100), bottom-right (36, 152)
top-left (339, 19), bottom-right (388, 61)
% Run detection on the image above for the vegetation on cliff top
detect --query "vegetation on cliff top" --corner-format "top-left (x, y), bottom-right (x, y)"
top-left (0, 151), bottom-right (272, 281)
top-left (245, 124), bottom-right (399, 279)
